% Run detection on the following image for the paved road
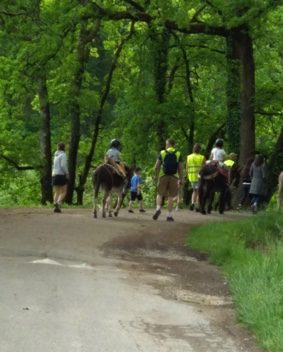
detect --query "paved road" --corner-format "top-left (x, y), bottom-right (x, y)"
top-left (0, 208), bottom-right (258, 352)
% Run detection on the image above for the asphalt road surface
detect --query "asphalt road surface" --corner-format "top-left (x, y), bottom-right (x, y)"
top-left (0, 208), bottom-right (259, 352)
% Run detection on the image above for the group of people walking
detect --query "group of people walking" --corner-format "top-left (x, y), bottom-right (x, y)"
top-left (51, 137), bottom-right (270, 217)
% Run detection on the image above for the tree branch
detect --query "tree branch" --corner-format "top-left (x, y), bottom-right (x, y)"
top-left (1, 155), bottom-right (34, 170)
top-left (90, 3), bottom-right (228, 37)
top-left (123, 0), bottom-right (145, 12)
top-left (255, 110), bottom-right (283, 117)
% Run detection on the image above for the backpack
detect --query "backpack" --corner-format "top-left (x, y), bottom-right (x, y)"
top-left (162, 150), bottom-right (178, 175)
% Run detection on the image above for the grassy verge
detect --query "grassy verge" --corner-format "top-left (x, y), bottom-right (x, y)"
top-left (187, 213), bottom-right (283, 352)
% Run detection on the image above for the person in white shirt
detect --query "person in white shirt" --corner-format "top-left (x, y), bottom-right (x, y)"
top-left (52, 142), bottom-right (69, 213)
top-left (210, 138), bottom-right (226, 164)
top-left (104, 139), bottom-right (126, 178)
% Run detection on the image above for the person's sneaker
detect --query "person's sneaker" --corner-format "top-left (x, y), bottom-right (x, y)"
top-left (128, 209), bottom-right (134, 213)
top-left (189, 204), bottom-right (195, 211)
top-left (152, 209), bottom-right (161, 220)
top-left (166, 216), bottom-right (174, 222)
top-left (251, 203), bottom-right (258, 214)
top-left (54, 204), bottom-right (61, 213)
top-left (139, 209), bottom-right (146, 213)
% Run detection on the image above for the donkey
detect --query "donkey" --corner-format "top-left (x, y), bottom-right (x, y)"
top-left (278, 171), bottom-right (283, 211)
top-left (198, 162), bottom-right (230, 215)
top-left (92, 164), bottom-right (131, 218)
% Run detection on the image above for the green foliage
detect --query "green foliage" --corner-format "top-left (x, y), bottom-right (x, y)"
top-left (0, 170), bottom-right (41, 206)
top-left (0, 1), bottom-right (282, 204)
top-left (188, 213), bottom-right (283, 352)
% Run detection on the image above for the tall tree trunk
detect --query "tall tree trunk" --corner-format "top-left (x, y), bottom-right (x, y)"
top-left (76, 24), bottom-right (135, 205)
top-left (151, 27), bottom-right (170, 149)
top-left (65, 25), bottom-right (91, 204)
top-left (38, 74), bottom-right (53, 204)
top-left (238, 28), bottom-right (255, 165)
top-left (266, 124), bottom-right (283, 201)
top-left (226, 29), bottom-right (241, 155)
top-left (180, 45), bottom-right (195, 154)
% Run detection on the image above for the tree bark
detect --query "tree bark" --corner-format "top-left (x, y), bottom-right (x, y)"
top-left (226, 29), bottom-right (241, 155)
top-left (38, 74), bottom-right (53, 205)
top-left (237, 28), bottom-right (256, 165)
top-left (180, 45), bottom-right (195, 154)
top-left (151, 27), bottom-right (170, 149)
top-left (266, 124), bottom-right (283, 201)
top-left (65, 25), bottom-right (93, 204)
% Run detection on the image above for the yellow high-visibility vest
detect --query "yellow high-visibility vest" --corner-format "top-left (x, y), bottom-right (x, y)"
top-left (224, 159), bottom-right (235, 168)
top-left (187, 153), bottom-right (205, 182)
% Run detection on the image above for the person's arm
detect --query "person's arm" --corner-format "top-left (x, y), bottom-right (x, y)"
top-left (249, 164), bottom-right (254, 178)
top-left (262, 165), bottom-right (267, 180)
top-left (154, 159), bottom-right (161, 181)
top-left (61, 153), bottom-right (69, 178)
top-left (137, 179), bottom-right (141, 194)
top-left (185, 158), bottom-right (189, 178)
top-left (178, 161), bottom-right (184, 184)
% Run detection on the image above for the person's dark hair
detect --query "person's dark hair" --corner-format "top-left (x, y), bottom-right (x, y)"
top-left (135, 167), bottom-right (142, 173)
top-left (215, 138), bottom-right (224, 148)
top-left (193, 143), bottom-right (202, 153)
top-left (166, 138), bottom-right (175, 147)
top-left (57, 142), bottom-right (65, 151)
top-left (110, 139), bottom-right (121, 149)
top-left (254, 154), bottom-right (265, 167)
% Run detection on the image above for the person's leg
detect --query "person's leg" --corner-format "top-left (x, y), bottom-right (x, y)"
top-left (53, 186), bottom-right (60, 204)
top-left (58, 185), bottom-right (67, 204)
top-left (116, 162), bottom-right (127, 178)
top-left (168, 197), bottom-right (174, 212)
top-left (128, 200), bottom-right (134, 212)
top-left (53, 186), bottom-right (62, 213)
top-left (190, 189), bottom-right (196, 210)
top-left (139, 200), bottom-right (145, 211)
top-left (156, 194), bottom-right (162, 210)
top-left (128, 192), bottom-right (135, 212)
top-left (166, 177), bottom-right (178, 221)
top-left (137, 193), bottom-right (145, 211)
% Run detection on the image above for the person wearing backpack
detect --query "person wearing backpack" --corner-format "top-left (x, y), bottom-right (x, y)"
top-left (153, 138), bottom-right (183, 221)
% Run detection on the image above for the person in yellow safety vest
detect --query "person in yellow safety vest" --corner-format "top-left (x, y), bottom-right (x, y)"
top-left (153, 138), bottom-right (183, 222)
top-left (224, 153), bottom-right (238, 168)
top-left (186, 143), bottom-right (206, 211)
top-left (224, 153), bottom-right (238, 184)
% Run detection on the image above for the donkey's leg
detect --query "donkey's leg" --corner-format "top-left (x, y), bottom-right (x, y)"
top-left (102, 191), bottom-right (110, 218)
top-left (198, 181), bottom-right (206, 215)
top-left (201, 182), bottom-right (211, 215)
top-left (93, 189), bottom-right (98, 218)
top-left (219, 187), bottom-right (227, 214)
top-left (207, 191), bottom-right (214, 214)
top-left (107, 194), bottom-right (113, 217)
top-left (114, 192), bottom-right (123, 217)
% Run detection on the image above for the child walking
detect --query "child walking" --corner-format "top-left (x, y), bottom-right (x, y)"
top-left (128, 167), bottom-right (146, 213)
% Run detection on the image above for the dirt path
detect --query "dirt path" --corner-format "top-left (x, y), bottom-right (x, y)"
top-left (0, 208), bottom-right (260, 352)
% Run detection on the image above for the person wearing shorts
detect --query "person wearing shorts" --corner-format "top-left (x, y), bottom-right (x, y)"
top-left (52, 142), bottom-right (69, 213)
top-left (186, 143), bottom-right (205, 211)
top-left (153, 138), bottom-right (183, 222)
top-left (128, 167), bottom-right (145, 213)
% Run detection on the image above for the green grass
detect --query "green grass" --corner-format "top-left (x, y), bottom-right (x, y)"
top-left (187, 213), bottom-right (283, 352)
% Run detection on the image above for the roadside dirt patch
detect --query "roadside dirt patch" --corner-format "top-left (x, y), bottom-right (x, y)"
top-left (102, 222), bottom-right (229, 297)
